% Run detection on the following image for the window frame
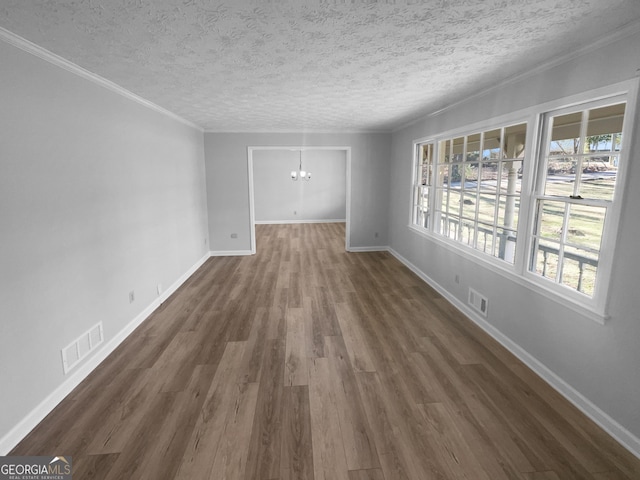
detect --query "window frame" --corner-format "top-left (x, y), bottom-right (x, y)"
top-left (411, 142), bottom-right (434, 230)
top-left (409, 111), bottom-right (535, 273)
top-left (522, 92), bottom-right (635, 318)
top-left (433, 126), bottom-right (527, 263)
top-left (408, 79), bottom-right (638, 323)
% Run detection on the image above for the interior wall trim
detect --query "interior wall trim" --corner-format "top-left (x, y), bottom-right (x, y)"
top-left (209, 250), bottom-right (254, 257)
top-left (255, 219), bottom-right (346, 225)
top-left (347, 246), bottom-right (389, 253)
top-left (0, 252), bottom-right (210, 456)
top-left (204, 128), bottom-right (390, 134)
top-left (0, 27), bottom-right (203, 132)
top-left (387, 247), bottom-right (640, 461)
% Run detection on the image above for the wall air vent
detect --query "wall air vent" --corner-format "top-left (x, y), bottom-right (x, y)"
top-left (61, 322), bottom-right (104, 374)
top-left (468, 288), bottom-right (488, 317)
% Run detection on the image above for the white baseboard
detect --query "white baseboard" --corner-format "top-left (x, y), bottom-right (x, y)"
top-left (347, 246), bottom-right (389, 253)
top-left (209, 250), bottom-right (254, 257)
top-left (0, 252), bottom-right (210, 456)
top-left (387, 247), bottom-right (640, 461)
top-left (255, 219), bottom-right (346, 224)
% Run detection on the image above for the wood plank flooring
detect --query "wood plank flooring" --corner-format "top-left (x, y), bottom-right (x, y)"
top-left (11, 223), bottom-right (640, 479)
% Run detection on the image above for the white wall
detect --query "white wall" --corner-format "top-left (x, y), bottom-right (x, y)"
top-left (253, 149), bottom-right (346, 223)
top-left (0, 40), bottom-right (208, 447)
top-left (205, 132), bottom-right (390, 252)
top-left (388, 30), bottom-right (640, 452)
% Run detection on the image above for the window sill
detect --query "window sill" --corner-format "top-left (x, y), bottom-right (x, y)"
top-left (407, 224), bottom-right (608, 325)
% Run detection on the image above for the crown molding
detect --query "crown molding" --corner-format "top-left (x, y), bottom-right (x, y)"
top-left (393, 18), bottom-right (640, 132)
top-left (0, 27), bottom-right (203, 132)
top-left (204, 127), bottom-right (392, 134)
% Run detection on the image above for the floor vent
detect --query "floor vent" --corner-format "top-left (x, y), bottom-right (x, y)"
top-left (61, 322), bottom-right (104, 374)
top-left (468, 288), bottom-right (488, 317)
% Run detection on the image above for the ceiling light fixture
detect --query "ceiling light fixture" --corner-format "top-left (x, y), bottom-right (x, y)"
top-left (291, 150), bottom-right (311, 181)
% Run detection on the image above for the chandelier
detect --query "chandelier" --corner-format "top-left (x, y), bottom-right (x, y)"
top-left (291, 150), bottom-right (311, 181)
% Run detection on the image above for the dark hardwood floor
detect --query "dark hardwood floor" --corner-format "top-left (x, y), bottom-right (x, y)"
top-left (11, 223), bottom-right (640, 479)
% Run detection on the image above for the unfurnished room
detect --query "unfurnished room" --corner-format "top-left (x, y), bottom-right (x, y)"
top-left (2, 1), bottom-right (640, 479)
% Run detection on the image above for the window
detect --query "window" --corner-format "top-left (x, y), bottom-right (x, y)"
top-left (413, 122), bottom-right (527, 264)
top-left (409, 82), bottom-right (636, 320)
top-left (529, 99), bottom-right (627, 300)
top-left (412, 143), bottom-right (433, 229)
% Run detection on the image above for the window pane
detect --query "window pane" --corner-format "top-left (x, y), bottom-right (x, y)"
top-left (537, 200), bottom-right (566, 241)
top-left (544, 157), bottom-right (578, 197)
top-left (498, 194), bottom-right (519, 231)
top-left (449, 189), bottom-right (461, 214)
top-left (498, 161), bottom-right (522, 194)
top-left (533, 240), bottom-right (560, 280)
top-left (561, 245), bottom-right (598, 296)
top-left (420, 186), bottom-right (429, 209)
top-left (437, 214), bottom-right (446, 235)
top-left (442, 139), bottom-right (452, 163)
top-left (435, 187), bottom-right (449, 217)
top-left (419, 143), bottom-right (433, 185)
top-left (437, 215), bottom-right (447, 236)
top-left (461, 194), bottom-right (476, 220)
top-left (478, 194), bottom-right (497, 224)
top-left (420, 161), bottom-right (431, 186)
top-left (479, 162), bottom-right (499, 192)
top-left (550, 111), bottom-right (582, 156)
top-left (586, 103), bottom-right (625, 152)
top-left (483, 129), bottom-right (501, 160)
top-left (505, 123), bottom-right (527, 159)
top-left (421, 142), bottom-right (434, 161)
top-left (452, 137), bottom-right (464, 162)
top-left (496, 227), bottom-right (517, 263)
top-left (566, 204), bottom-right (605, 251)
top-left (580, 160), bottom-right (617, 201)
top-left (450, 164), bottom-right (464, 186)
top-left (467, 133), bottom-right (481, 162)
top-left (476, 222), bottom-right (494, 254)
top-left (613, 132), bottom-right (622, 152)
top-left (443, 215), bottom-right (459, 240)
top-left (416, 208), bottom-right (427, 228)
top-left (582, 102), bottom-right (623, 202)
top-left (460, 220), bottom-right (474, 245)
top-left (437, 164), bottom-right (450, 187)
top-left (463, 163), bottom-right (479, 189)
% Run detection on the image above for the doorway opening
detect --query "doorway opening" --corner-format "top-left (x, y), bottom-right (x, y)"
top-left (247, 146), bottom-right (351, 254)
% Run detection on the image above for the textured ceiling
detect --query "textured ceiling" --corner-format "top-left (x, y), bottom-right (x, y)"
top-left (1, 0), bottom-right (640, 132)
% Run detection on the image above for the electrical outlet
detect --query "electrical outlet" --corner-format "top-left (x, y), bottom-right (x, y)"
top-left (455, 274), bottom-right (460, 284)
top-left (129, 290), bottom-right (135, 303)
top-left (231, 233), bottom-right (238, 239)
top-left (374, 232), bottom-right (379, 238)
